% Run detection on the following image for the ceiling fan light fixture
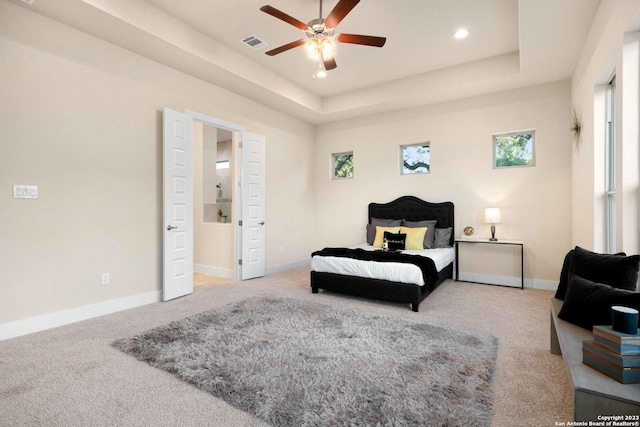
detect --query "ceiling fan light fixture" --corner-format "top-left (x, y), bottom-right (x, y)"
top-left (313, 61), bottom-right (327, 79)
top-left (320, 37), bottom-right (336, 59)
top-left (260, 0), bottom-right (386, 73)
top-left (305, 38), bottom-right (320, 57)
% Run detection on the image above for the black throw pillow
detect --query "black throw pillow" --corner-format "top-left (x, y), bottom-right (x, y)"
top-left (558, 275), bottom-right (640, 330)
top-left (568, 246), bottom-right (638, 293)
top-left (383, 231), bottom-right (406, 251)
top-left (555, 249), bottom-right (630, 300)
top-left (366, 218), bottom-right (402, 244)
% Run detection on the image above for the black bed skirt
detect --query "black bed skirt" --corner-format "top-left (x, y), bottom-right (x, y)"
top-left (310, 262), bottom-right (453, 312)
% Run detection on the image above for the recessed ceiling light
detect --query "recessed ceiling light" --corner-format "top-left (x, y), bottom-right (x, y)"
top-left (454, 29), bottom-right (470, 40)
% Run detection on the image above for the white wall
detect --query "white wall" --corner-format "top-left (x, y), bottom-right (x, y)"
top-left (0, 2), bottom-right (315, 326)
top-left (571, 0), bottom-right (640, 253)
top-left (314, 81), bottom-right (573, 284)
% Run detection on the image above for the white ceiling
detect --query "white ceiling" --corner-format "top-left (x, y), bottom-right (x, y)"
top-left (14, 0), bottom-right (601, 124)
top-left (145, 0), bottom-right (521, 98)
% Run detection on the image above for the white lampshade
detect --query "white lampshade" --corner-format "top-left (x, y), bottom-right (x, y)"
top-left (485, 208), bottom-right (502, 224)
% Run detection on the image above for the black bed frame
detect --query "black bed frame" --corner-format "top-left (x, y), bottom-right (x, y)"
top-left (311, 196), bottom-right (455, 312)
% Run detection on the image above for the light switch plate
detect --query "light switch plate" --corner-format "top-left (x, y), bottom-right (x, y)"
top-left (13, 185), bottom-right (38, 199)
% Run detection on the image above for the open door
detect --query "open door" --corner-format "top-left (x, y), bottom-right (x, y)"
top-left (163, 108), bottom-right (194, 300)
top-left (240, 131), bottom-right (266, 280)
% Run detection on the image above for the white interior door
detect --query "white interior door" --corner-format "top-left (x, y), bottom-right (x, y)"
top-left (163, 108), bottom-right (194, 300)
top-left (241, 131), bottom-right (266, 280)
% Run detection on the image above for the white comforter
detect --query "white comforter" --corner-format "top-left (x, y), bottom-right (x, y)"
top-left (310, 243), bottom-right (455, 286)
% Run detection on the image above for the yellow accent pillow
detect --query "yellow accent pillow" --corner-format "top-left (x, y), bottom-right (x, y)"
top-left (400, 226), bottom-right (428, 250)
top-left (373, 226), bottom-right (401, 248)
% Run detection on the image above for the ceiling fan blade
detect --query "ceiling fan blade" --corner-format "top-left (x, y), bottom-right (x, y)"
top-left (324, 0), bottom-right (360, 28)
top-left (264, 39), bottom-right (306, 56)
top-left (260, 5), bottom-right (309, 31)
top-left (323, 55), bottom-right (337, 71)
top-left (337, 33), bottom-right (386, 47)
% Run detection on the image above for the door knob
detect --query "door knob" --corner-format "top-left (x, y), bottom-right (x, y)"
top-left (166, 225), bottom-right (177, 231)
top-left (259, 221), bottom-right (265, 225)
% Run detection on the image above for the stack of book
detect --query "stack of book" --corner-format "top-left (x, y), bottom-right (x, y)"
top-left (582, 325), bottom-right (640, 384)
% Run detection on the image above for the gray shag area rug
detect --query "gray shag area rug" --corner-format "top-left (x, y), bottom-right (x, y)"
top-left (112, 297), bottom-right (498, 426)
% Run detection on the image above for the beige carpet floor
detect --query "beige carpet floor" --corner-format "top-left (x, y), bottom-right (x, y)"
top-left (0, 267), bottom-right (572, 426)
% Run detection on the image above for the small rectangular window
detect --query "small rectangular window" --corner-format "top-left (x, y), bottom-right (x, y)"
top-left (400, 143), bottom-right (430, 175)
top-left (332, 152), bottom-right (353, 179)
top-left (493, 131), bottom-right (535, 168)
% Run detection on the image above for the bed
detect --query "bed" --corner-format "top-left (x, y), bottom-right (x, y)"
top-left (310, 196), bottom-right (455, 312)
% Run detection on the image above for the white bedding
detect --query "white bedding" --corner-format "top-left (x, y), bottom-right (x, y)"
top-left (310, 243), bottom-right (455, 286)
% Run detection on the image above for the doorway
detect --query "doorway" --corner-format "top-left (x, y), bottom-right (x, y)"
top-left (185, 108), bottom-right (266, 282)
top-left (162, 108), bottom-right (265, 300)
top-left (193, 121), bottom-right (235, 279)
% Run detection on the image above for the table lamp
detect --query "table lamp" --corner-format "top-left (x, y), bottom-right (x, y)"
top-left (485, 208), bottom-right (501, 241)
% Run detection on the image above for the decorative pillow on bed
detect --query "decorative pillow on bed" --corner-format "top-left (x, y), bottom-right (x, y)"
top-left (383, 231), bottom-right (406, 251)
top-left (558, 275), bottom-right (640, 330)
top-left (399, 226), bottom-right (427, 250)
top-left (434, 227), bottom-right (453, 248)
top-left (402, 219), bottom-right (437, 248)
top-left (366, 218), bottom-right (402, 245)
top-left (373, 226), bottom-right (401, 248)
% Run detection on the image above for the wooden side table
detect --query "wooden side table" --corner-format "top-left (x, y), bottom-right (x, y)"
top-left (454, 238), bottom-right (524, 289)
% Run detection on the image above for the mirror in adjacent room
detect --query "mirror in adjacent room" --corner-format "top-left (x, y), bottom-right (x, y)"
top-left (203, 126), bottom-right (233, 223)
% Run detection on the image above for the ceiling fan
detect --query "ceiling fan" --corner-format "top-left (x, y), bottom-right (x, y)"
top-left (260, 0), bottom-right (386, 77)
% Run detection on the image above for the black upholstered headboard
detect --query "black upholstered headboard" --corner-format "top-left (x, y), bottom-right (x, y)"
top-left (368, 196), bottom-right (455, 246)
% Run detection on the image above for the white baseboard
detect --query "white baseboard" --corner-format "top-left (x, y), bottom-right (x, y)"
top-left (194, 264), bottom-right (235, 279)
top-left (0, 290), bottom-right (161, 342)
top-left (266, 258), bottom-right (310, 276)
top-left (457, 272), bottom-right (557, 290)
top-left (526, 278), bottom-right (557, 290)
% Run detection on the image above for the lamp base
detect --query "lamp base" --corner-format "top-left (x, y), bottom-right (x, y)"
top-left (490, 224), bottom-right (497, 241)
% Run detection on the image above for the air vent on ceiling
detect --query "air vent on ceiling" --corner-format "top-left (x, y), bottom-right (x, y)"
top-left (241, 35), bottom-right (268, 50)
top-left (18, 0), bottom-right (36, 4)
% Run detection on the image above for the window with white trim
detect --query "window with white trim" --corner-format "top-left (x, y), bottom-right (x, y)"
top-left (400, 143), bottom-right (430, 175)
top-left (332, 151), bottom-right (353, 179)
top-left (493, 130), bottom-right (535, 168)
top-left (605, 76), bottom-right (616, 253)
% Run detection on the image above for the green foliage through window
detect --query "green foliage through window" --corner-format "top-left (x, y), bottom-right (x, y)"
top-left (333, 152), bottom-right (354, 179)
top-left (493, 132), bottom-right (534, 168)
top-left (401, 143), bottom-right (430, 174)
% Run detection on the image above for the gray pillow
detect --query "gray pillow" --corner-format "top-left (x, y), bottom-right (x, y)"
top-left (434, 227), bottom-right (452, 248)
top-left (366, 218), bottom-right (402, 244)
top-left (402, 219), bottom-right (437, 249)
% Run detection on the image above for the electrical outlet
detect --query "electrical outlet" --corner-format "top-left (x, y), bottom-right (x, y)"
top-left (101, 273), bottom-right (110, 285)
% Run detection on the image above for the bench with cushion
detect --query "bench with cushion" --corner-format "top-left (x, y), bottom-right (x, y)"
top-left (550, 246), bottom-right (640, 421)
top-left (551, 297), bottom-right (640, 421)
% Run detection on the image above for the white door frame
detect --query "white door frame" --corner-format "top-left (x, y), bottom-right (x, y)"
top-left (185, 109), bottom-right (245, 280)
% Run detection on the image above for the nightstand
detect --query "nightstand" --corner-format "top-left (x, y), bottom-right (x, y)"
top-left (454, 238), bottom-right (524, 289)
